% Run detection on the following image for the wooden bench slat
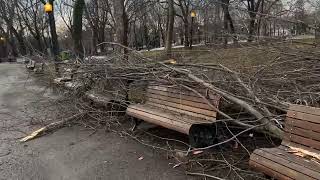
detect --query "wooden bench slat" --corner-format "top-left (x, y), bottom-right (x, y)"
top-left (128, 104), bottom-right (211, 124)
top-left (147, 96), bottom-right (216, 117)
top-left (249, 160), bottom-right (294, 180)
top-left (129, 104), bottom-right (210, 123)
top-left (148, 85), bottom-right (219, 101)
top-left (251, 152), bottom-right (318, 179)
top-left (283, 133), bottom-right (320, 151)
top-left (260, 147), bottom-right (320, 173)
top-left (127, 104), bottom-right (214, 134)
top-left (147, 88), bottom-right (220, 105)
top-left (285, 126), bottom-right (320, 142)
top-left (147, 93), bottom-right (214, 111)
top-left (290, 105), bottom-right (320, 116)
top-left (127, 109), bottom-right (190, 134)
top-left (147, 89), bottom-right (219, 109)
top-left (287, 111), bottom-right (320, 124)
top-left (286, 118), bottom-right (320, 133)
top-left (146, 102), bottom-right (216, 121)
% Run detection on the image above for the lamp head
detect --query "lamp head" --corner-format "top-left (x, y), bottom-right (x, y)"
top-left (44, 2), bottom-right (53, 13)
top-left (191, 10), bottom-right (196, 18)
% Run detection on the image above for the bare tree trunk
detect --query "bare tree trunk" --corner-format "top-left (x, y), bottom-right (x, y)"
top-left (113, 0), bottom-right (128, 53)
top-left (184, 20), bottom-right (190, 47)
top-left (214, 4), bottom-right (222, 43)
top-left (48, 0), bottom-right (59, 59)
top-left (247, 0), bottom-right (262, 42)
top-left (6, 0), bottom-right (26, 55)
top-left (316, 25), bottom-right (320, 46)
top-left (72, 0), bottom-right (85, 58)
top-left (222, 0), bottom-right (237, 45)
top-left (165, 0), bottom-right (174, 57)
top-left (203, 9), bottom-right (209, 44)
top-left (223, 12), bottom-right (228, 46)
top-left (257, 0), bottom-right (264, 39)
top-left (0, 39), bottom-right (7, 58)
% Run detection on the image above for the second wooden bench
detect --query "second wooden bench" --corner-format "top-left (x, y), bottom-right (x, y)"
top-left (249, 105), bottom-right (320, 180)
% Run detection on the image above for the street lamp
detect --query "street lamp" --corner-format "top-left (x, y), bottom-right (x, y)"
top-left (0, 37), bottom-right (5, 42)
top-left (190, 10), bottom-right (197, 48)
top-left (191, 10), bottom-right (197, 18)
top-left (44, 2), bottom-right (53, 13)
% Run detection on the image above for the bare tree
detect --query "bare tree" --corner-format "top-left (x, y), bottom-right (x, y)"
top-left (113, 0), bottom-right (128, 53)
top-left (221, 0), bottom-right (237, 45)
top-left (40, 0), bottom-right (59, 59)
top-left (72, 0), bottom-right (85, 57)
top-left (176, 0), bottom-right (192, 47)
top-left (246, 0), bottom-right (263, 42)
top-left (0, 0), bottom-right (26, 55)
top-left (17, 0), bottom-right (47, 53)
top-left (165, 0), bottom-right (174, 57)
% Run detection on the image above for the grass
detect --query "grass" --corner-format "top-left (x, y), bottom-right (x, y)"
top-left (142, 38), bottom-right (317, 72)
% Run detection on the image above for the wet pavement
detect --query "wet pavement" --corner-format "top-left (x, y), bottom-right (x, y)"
top-left (0, 63), bottom-right (192, 180)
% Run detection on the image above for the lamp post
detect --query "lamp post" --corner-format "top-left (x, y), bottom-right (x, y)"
top-left (0, 36), bottom-right (6, 59)
top-left (190, 10), bottom-right (197, 49)
top-left (42, 0), bottom-right (59, 72)
top-left (43, 1), bottom-right (59, 61)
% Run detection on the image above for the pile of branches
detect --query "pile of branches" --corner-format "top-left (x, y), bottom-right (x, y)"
top-left (21, 42), bottom-right (319, 179)
top-left (57, 42), bottom-right (320, 139)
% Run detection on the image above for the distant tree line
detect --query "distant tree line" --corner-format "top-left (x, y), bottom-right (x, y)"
top-left (0, 0), bottom-right (319, 58)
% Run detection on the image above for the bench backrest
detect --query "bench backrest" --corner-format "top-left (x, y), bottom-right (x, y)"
top-left (146, 85), bottom-right (220, 122)
top-left (284, 105), bottom-right (320, 151)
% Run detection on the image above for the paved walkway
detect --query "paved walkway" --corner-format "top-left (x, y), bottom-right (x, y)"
top-left (0, 63), bottom-right (191, 180)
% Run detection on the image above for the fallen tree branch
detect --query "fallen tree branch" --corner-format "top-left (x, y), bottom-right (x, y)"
top-left (181, 85), bottom-right (254, 129)
top-left (20, 112), bottom-right (87, 142)
top-left (161, 63), bottom-right (284, 139)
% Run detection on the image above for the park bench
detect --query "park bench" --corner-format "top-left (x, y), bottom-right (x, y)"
top-left (249, 105), bottom-right (320, 180)
top-left (126, 84), bottom-right (221, 146)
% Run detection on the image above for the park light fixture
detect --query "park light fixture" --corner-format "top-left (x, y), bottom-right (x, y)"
top-left (44, 2), bottom-right (53, 13)
top-left (0, 37), bottom-right (5, 42)
top-left (190, 10), bottom-right (197, 18)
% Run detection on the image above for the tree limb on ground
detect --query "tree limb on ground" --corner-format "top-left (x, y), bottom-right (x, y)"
top-left (20, 112), bottom-right (87, 142)
top-left (160, 63), bottom-right (284, 139)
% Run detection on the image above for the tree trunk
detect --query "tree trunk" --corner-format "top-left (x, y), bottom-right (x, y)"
top-left (184, 20), bottom-right (190, 47)
top-left (113, 0), bottom-right (128, 53)
top-left (72, 0), bottom-right (85, 58)
top-left (222, 0), bottom-right (237, 45)
top-left (48, 0), bottom-right (59, 60)
top-left (248, 18), bottom-right (255, 42)
top-left (165, 0), bottom-right (174, 57)
top-left (247, 0), bottom-right (262, 42)
top-left (316, 25), bottom-right (320, 46)
top-left (0, 39), bottom-right (7, 58)
top-left (10, 26), bottom-right (26, 55)
top-left (92, 27), bottom-right (98, 54)
top-left (223, 12), bottom-right (228, 46)
top-left (8, 33), bottom-right (18, 57)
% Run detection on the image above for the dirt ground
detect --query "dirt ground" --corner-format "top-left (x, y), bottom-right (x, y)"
top-left (0, 63), bottom-right (194, 180)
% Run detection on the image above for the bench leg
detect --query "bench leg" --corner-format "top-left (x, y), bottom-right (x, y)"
top-left (131, 117), bottom-right (142, 131)
top-left (189, 124), bottom-right (218, 148)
